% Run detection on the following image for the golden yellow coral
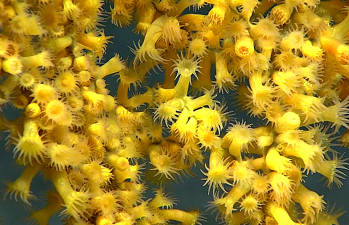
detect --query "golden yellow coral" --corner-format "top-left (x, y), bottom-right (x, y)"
top-left (2, 56), bottom-right (23, 75)
top-left (55, 71), bottom-right (78, 94)
top-left (44, 99), bottom-right (72, 126)
top-left (31, 83), bottom-right (57, 104)
top-left (188, 38), bottom-right (207, 57)
top-left (77, 32), bottom-right (111, 59)
top-left (1, 0), bottom-right (349, 224)
top-left (267, 202), bottom-right (304, 225)
top-left (202, 149), bottom-right (233, 194)
top-left (9, 14), bottom-right (45, 36)
top-left (5, 164), bottom-right (40, 204)
top-left (160, 209), bottom-right (202, 225)
top-left (15, 120), bottom-right (45, 164)
top-left (215, 51), bottom-right (235, 92)
top-left (25, 103), bottom-right (41, 118)
top-left (149, 188), bottom-right (175, 209)
top-left (49, 171), bottom-right (90, 220)
top-left (240, 194), bottom-right (262, 216)
top-left (223, 122), bottom-right (255, 159)
top-left (30, 191), bottom-right (63, 225)
top-left (292, 184), bottom-right (325, 224)
top-left (95, 54), bottom-right (125, 79)
top-left (148, 144), bottom-right (180, 180)
top-left (47, 143), bottom-right (84, 170)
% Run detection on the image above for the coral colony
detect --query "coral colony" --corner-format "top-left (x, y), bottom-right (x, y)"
top-left (1, 0), bottom-right (349, 224)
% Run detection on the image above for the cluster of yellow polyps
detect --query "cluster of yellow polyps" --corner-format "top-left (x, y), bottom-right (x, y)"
top-left (1, 0), bottom-right (349, 225)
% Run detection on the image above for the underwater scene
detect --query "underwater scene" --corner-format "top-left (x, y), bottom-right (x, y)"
top-left (1, 0), bottom-right (349, 224)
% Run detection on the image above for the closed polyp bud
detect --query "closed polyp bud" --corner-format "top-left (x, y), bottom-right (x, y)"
top-left (275, 111), bottom-right (301, 132)
top-left (2, 57), bottom-right (23, 75)
top-left (25, 103), bottom-right (41, 118)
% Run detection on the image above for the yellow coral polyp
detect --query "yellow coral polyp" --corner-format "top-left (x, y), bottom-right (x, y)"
top-left (320, 97), bottom-right (349, 128)
top-left (49, 171), bottom-right (90, 220)
top-left (148, 144), bottom-right (180, 180)
top-left (66, 95), bottom-right (84, 112)
top-left (15, 120), bottom-right (45, 164)
top-left (154, 98), bottom-right (183, 125)
top-left (223, 123), bottom-right (255, 159)
top-left (9, 14), bottom-right (44, 36)
top-left (55, 71), bottom-right (77, 94)
top-left (188, 38), bottom-right (207, 57)
top-left (74, 56), bottom-right (92, 72)
top-left (77, 32), bottom-right (111, 59)
top-left (63, 0), bottom-right (81, 20)
top-left (77, 70), bottom-right (92, 86)
top-left (215, 50), bottom-right (234, 92)
top-left (111, 3), bottom-right (133, 28)
top-left (81, 161), bottom-right (113, 187)
top-left (270, 3), bottom-right (293, 25)
top-left (5, 164), bottom-right (40, 204)
top-left (250, 18), bottom-right (279, 41)
top-left (173, 55), bottom-right (199, 96)
top-left (0, 38), bottom-right (18, 58)
top-left (25, 103), bottom-right (41, 118)
top-left (77, 0), bottom-right (103, 30)
top-left (95, 54), bottom-right (125, 79)
top-left (30, 191), bottom-right (63, 225)
top-left (133, 15), bottom-right (170, 64)
top-left (266, 147), bottom-right (293, 174)
top-left (134, 1), bottom-right (155, 34)
top-left (281, 30), bottom-right (305, 51)
top-left (208, 3), bottom-right (227, 24)
top-left (197, 125), bottom-right (220, 150)
top-left (286, 93), bottom-right (326, 123)
top-left (82, 88), bottom-right (106, 114)
top-left (269, 172), bottom-right (294, 206)
top-left (91, 191), bottom-right (118, 217)
top-left (161, 16), bottom-right (182, 45)
top-left (193, 107), bottom-right (224, 131)
top-left (249, 72), bottom-right (276, 110)
top-left (108, 154), bottom-right (130, 171)
top-left (235, 36), bottom-right (254, 58)
top-left (301, 40), bottom-right (324, 61)
top-left (267, 202), bottom-right (304, 225)
top-left (47, 143), bottom-right (84, 170)
top-left (19, 72), bottom-right (37, 89)
top-left (149, 188), bottom-right (175, 209)
top-left (231, 160), bottom-right (257, 186)
top-left (47, 36), bottom-right (73, 53)
top-left (32, 83), bottom-right (57, 104)
top-left (314, 155), bottom-right (349, 187)
top-left (275, 111), bottom-right (301, 132)
top-left (45, 100), bottom-right (72, 126)
top-left (283, 141), bottom-right (323, 171)
top-left (202, 150), bottom-right (233, 194)
top-left (88, 121), bottom-right (107, 141)
top-left (251, 174), bottom-right (270, 196)
top-left (2, 56), bottom-right (23, 75)
top-left (336, 44), bottom-right (349, 64)
top-left (21, 51), bottom-right (53, 69)
top-left (240, 194), bottom-right (261, 216)
top-left (273, 70), bottom-right (300, 96)
top-left (214, 182), bottom-right (251, 215)
top-left (292, 184), bottom-right (325, 224)
top-left (171, 111), bottom-right (197, 143)
top-left (160, 209), bottom-right (201, 225)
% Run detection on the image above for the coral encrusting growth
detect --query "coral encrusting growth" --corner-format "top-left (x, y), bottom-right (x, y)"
top-left (1, 0), bottom-right (349, 224)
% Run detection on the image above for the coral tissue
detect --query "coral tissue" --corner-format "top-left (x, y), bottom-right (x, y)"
top-left (1, 0), bottom-right (349, 224)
